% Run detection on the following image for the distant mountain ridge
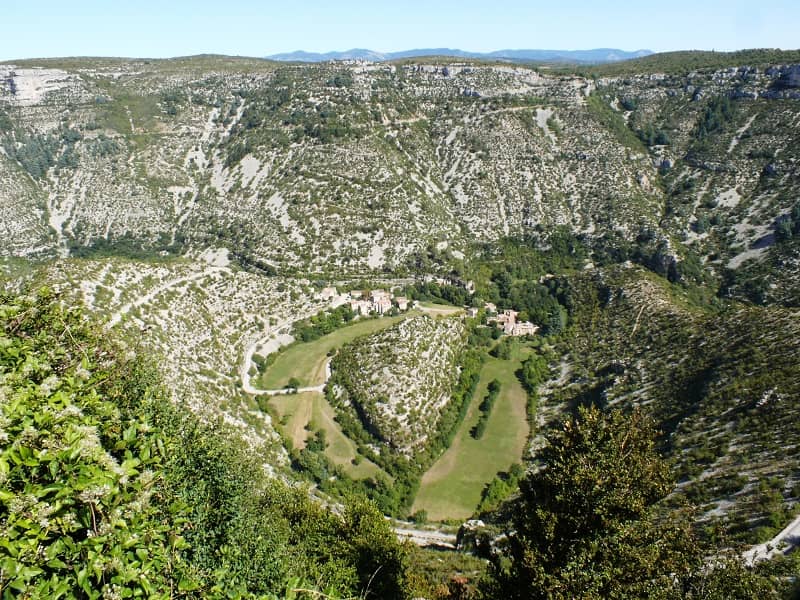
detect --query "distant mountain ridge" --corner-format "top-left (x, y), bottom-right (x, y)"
top-left (267, 47), bottom-right (653, 64)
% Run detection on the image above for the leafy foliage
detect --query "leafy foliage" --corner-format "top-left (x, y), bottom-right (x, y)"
top-left (404, 546), bottom-right (486, 600)
top-left (3, 133), bottom-right (59, 178)
top-left (470, 234), bottom-right (577, 333)
top-left (86, 134), bottom-right (120, 158)
top-left (485, 406), bottom-right (783, 599)
top-left (585, 91), bottom-right (647, 152)
top-left (67, 231), bottom-right (185, 261)
top-left (470, 379), bottom-right (500, 440)
top-left (636, 122), bottom-right (671, 146)
top-left (0, 109), bottom-right (12, 133)
top-left (476, 463), bottom-right (525, 515)
top-left (580, 49), bottom-right (800, 77)
top-left (695, 96), bottom-right (736, 140)
top-left (0, 289), bottom-right (410, 598)
top-left (293, 304), bottom-right (355, 342)
top-left (518, 353), bottom-right (549, 395)
top-left (0, 288), bottom-right (193, 597)
top-left (402, 282), bottom-right (472, 307)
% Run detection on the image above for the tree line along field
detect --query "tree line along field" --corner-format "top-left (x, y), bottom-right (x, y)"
top-left (256, 315), bottom-right (411, 482)
top-left (266, 391), bottom-right (385, 481)
top-left (412, 347), bottom-right (531, 521)
top-left (259, 307), bottom-right (534, 521)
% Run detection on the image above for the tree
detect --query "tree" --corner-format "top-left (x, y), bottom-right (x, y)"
top-left (544, 304), bottom-right (567, 335)
top-left (519, 353), bottom-right (549, 393)
top-left (485, 406), bottom-right (783, 599)
top-left (775, 219), bottom-right (793, 242)
top-left (486, 407), bottom-right (696, 599)
top-left (790, 200), bottom-right (800, 234)
top-left (695, 214), bottom-right (711, 234)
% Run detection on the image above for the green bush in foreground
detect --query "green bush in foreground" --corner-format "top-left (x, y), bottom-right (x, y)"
top-left (484, 406), bottom-right (785, 599)
top-left (0, 288), bottom-right (408, 599)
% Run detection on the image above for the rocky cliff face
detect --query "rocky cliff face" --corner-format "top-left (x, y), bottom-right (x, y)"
top-left (1, 55), bottom-right (798, 286)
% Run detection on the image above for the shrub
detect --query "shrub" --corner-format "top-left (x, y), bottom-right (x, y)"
top-left (0, 289), bottom-right (410, 598)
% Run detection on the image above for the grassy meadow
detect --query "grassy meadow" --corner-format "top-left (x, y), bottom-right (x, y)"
top-left (412, 349), bottom-right (530, 520)
top-left (258, 315), bottom-right (406, 389)
top-left (269, 391), bottom-right (384, 480)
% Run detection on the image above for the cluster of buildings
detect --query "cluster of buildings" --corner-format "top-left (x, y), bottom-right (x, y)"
top-left (349, 288), bottom-right (411, 315)
top-left (317, 284), bottom-right (539, 336)
top-left (466, 303), bottom-right (539, 337)
top-left (317, 286), bottom-right (410, 315)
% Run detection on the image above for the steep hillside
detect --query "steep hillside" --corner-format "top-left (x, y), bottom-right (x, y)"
top-left (540, 264), bottom-right (800, 543)
top-left (593, 68), bottom-right (800, 280)
top-left (1, 54), bottom-right (798, 285)
top-left (25, 253), bottom-right (330, 454)
top-left (329, 315), bottom-right (467, 455)
top-left (3, 51), bottom-right (800, 542)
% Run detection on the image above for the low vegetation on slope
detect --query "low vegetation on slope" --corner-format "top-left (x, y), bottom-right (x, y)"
top-left (2, 52), bottom-right (798, 283)
top-left (0, 288), bottom-right (408, 598)
top-left (35, 256), bottom-right (330, 451)
top-left (582, 49), bottom-right (800, 77)
top-left (329, 315), bottom-right (467, 455)
top-left (546, 264), bottom-right (800, 544)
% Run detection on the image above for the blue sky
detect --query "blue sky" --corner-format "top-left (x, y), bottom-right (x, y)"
top-left (3, 0), bottom-right (798, 60)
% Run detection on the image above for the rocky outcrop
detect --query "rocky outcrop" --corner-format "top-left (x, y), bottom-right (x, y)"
top-left (329, 315), bottom-right (467, 455)
top-left (775, 64), bottom-right (800, 89)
